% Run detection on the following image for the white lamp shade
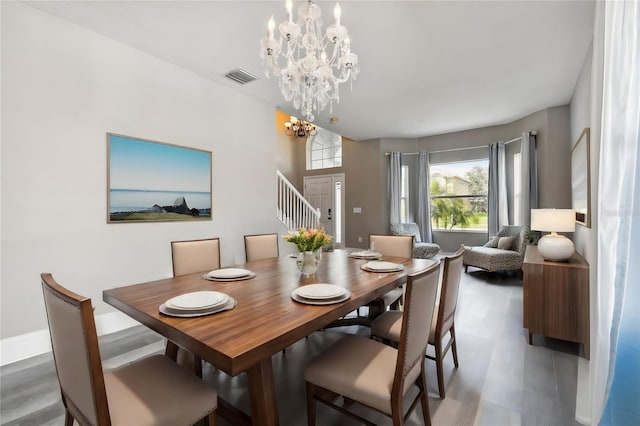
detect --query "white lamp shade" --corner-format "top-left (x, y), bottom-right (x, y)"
top-left (531, 209), bottom-right (576, 233)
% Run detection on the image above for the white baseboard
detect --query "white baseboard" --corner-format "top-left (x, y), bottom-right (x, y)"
top-left (0, 311), bottom-right (140, 366)
top-left (575, 357), bottom-right (592, 425)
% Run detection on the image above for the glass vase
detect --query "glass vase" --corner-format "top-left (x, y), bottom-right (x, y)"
top-left (297, 250), bottom-right (320, 276)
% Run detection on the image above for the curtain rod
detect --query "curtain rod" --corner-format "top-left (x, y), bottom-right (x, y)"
top-left (383, 131), bottom-right (537, 156)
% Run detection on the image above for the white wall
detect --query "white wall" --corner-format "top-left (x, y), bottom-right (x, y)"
top-left (570, 37), bottom-right (604, 424)
top-left (1, 2), bottom-right (280, 350)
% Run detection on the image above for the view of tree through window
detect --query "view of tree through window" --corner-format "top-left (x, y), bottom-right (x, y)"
top-left (430, 160), bottom-right (488, 230)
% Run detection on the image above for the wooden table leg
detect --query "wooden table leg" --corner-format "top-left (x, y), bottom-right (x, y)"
top-left (247, 358), bottom-right (279, 426)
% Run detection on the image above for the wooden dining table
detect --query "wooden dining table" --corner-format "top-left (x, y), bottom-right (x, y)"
top-left (103, 249), bottom-right (437, 426)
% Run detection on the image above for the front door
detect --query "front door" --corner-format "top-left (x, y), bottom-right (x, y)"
top-left (304, 174), bottom-right (345, 248)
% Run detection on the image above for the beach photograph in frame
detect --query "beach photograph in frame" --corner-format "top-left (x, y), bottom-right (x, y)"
top-left (108, 133), bottom-right (212, 223)
top-left (571, 128), bottom-right (590, 227)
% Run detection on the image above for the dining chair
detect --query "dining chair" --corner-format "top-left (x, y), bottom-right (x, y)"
top-left (304, 261), bottom-right (440, 426)
top-left (168, 237), bottom-right (221, 374)
top-left (41, 273), bottom-right (218, 426)
top-left (244, 233), bottom-right (279, 262)
top-left (367, 234), bottom-right (414, 313)
top-left (371, 245), bottom-right (465, 398)
top-left (171, 237), bottom-right (221, 277)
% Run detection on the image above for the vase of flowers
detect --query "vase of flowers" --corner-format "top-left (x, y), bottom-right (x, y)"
top-left (284, 228), bottom-right (332, 276)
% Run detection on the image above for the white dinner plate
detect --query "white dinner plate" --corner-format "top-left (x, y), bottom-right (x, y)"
top-left (361, 261), bottom-right (405, 272)
top-left (349, 251), bottom-right (382, 259)
top-left (160, 297), bottom-right (237, 317)
top-left (207, 268), bottom-right (252, 279)
top-left (166, 291), bottom-right (227, 310)
top-left (203, 272), bottom-right (256, 282)
top-left (166, 293), bottom-right (229, 311)
top-left (295, 284), bottom-right (346, 300)
top-left (291, 290), bottom-right (351, 305)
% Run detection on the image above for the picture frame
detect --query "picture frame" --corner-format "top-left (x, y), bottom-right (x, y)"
top-left (571, 128), bottom-right (590, 228)
top-left (107, 133), bottom-right (212, 223)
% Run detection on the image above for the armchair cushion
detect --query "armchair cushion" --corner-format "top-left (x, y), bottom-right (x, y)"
top-left (390, 222), bottom-right (441, 259)
top-left (497, 236), bottom-right (515, 250)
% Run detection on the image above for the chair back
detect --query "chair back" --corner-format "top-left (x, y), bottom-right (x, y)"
top-left (393, 262), bottom-right (440, 396)
top-left (494, 225), bottom-right (528, 255)
top-left (390, 222), bottom-right (422, 243)
top-left (369, 234), bottom-right (413, 258)
top-left (435, 246), bottom-right (465, 337)
top-left (171, 238), bottom-right (220, 276)
top-left (41, 273), bottom-right (110, 425)
top-left (244, 233), bottom-right (279, 262)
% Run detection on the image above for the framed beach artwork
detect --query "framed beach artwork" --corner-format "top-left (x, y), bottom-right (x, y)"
top-left (107, 133), bottom-right (212, 223)
top-left (571, 128), bottom-right (590, 228)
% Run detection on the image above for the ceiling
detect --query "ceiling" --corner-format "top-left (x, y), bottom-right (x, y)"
top-left (24, 1), bottom-right (595, 141)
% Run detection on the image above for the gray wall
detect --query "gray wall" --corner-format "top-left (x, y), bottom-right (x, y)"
top-left (289, 106), bottom-right (574, 249)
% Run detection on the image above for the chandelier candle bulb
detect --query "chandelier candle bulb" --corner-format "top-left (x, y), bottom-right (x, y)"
top-left (334, 3), bottom-right (341, 25)
top-left (286, 0), bottom-right (293, 22)
top-left (268, 16), bottom-right (275, 40)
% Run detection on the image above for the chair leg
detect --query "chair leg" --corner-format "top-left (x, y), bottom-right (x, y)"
top-left (391, 396), bottom-right (404, 426)
top-left (464, 264), bottom-right (468, 273)
top-left (64, 409), bottom-right (74, 426)
top-left (435, 340), bottom-right (446, 399)
top-left (306, 382), bottom-right (316, 426)
top-left (207, 410), bottom-right (216, 426)
top-left (450, 324), bottom-right (459, 368)
top-left (416, 373), bottom-right (432, 426)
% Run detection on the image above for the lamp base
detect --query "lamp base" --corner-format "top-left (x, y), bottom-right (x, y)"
top-left (537, 232), bottom-right (575, 261)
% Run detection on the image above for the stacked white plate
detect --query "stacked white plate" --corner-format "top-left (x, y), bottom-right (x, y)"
top-left (349, 250), bottom-right (382, 260)
top-left (291, 283), bottom-right (351, 305)
top-left (159, 291), bottom-right (236, 317)
top-left (360, 261), bottom-right (405, 272)
top-left (204, 268), bottom-right (255, 282)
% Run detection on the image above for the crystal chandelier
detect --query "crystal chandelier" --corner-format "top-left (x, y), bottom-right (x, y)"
top-left (260, 0), bottom-right (359, 122)
top-left (284, 116), bottom-right (318, 138)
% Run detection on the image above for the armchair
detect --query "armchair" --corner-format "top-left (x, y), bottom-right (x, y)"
top-left (390, 222), bottom-right (440, 259)
top-left (462, 225), bottom-right (528, 275)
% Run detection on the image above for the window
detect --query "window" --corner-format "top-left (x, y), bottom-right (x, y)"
top-left (306, 128), bottom-right (342, 170)
top-left (400, 165), bottom-right (409, 223)
top-left (429, 160), bottom-right (488, 230)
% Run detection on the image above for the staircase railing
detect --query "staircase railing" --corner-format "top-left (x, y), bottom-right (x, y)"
top-left (276, 170), bottom-right (321, 230)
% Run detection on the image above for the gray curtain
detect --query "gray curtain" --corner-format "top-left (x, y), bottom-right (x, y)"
top-left (518, 132), bottom-right (538, 226)
top-left (388, 152), bottom-right (402, 224)
top-left (498, 143), bottom-right (509, 227)
top-left (416, 150), bottom-right (433, 242)
top-left (489, 142), bottom-right (510, 236)
top-left (488, 143), bottom-right (499, 236)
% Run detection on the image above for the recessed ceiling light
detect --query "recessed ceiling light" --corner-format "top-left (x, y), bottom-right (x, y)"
top-left (329, 117), bottom-right (339, 123)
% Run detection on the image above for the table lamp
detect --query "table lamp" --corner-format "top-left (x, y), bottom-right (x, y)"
top-left (531, 209), bottom-right (576, 261)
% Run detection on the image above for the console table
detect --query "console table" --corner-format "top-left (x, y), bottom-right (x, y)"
top-left (523, 245), bottom-right (590, 359)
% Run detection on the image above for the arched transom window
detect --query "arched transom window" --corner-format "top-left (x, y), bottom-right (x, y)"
top-left (306, 128), bottom-right (342, 170)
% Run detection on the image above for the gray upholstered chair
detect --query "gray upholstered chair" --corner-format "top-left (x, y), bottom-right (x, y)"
top-left (244, 233), bottom-right (279, 262)
top-left (462, 225), bottom-right (528, 276)
top-left (41, 273), bottom-right (218, 426)
top-left (171, 237), bottom-right (221, 276)
top-left (371, 246), bottom-right (465, 398)
top-left (304, 261), bottom-right (440, 426)
top-left (390, 222), bottom-right (441, 259)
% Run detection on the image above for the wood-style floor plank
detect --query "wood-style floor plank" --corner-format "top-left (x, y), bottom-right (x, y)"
top-left (1, 264), bottom-right (582, 426)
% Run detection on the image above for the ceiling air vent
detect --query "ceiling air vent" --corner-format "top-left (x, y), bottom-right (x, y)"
top-left (225, 68), bottom-right (259, 85)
